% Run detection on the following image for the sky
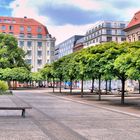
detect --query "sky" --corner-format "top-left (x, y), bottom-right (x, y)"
top-left (1, 0), bottom-right (140, 44)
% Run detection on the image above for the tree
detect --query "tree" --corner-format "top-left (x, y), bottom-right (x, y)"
top-left (125, 41), bottom-right (140, 94)
top-left (31, 72), bottom-right (43, 87)
top-left (62, 53), bottom-right (77, 94)
top-left (40, 64), bottom-right (55, 91)
top-left (0, 33), bottom-right (30, 70)
top-left (73, 50), bottom-right (89, 97)
top-left (52, 59), bottom-right (64, 93)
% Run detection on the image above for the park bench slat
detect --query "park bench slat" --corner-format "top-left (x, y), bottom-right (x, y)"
top-left (0, 96), bottom-right (32, 118)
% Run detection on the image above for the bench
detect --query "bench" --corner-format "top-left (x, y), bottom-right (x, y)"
top-left (0, 106), bottom-right (32, 118)
top-left (117, 89), bottom-right (128, 95)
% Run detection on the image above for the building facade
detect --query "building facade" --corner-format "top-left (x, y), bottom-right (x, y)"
top-left (73, 36), bottom-right (85, 52)
top-left (124, 11), bottom-right (140, 42)
top-left (0, 16), bottom-right (55, 72)
top-left (55, 35), bottom-right (84, 60)
top-left (84, 21), bottom-right (128, 48)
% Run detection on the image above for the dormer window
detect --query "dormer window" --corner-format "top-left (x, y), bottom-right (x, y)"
top-left (27, 26), bottom-right (31, 32)
top-left (9, 25), bottom-right (13, 30)
top-left (20, 26), bottom-right (24, 32)
top-left (38, 34), bottom-right (42, 38)
top-left (37, 27), bottom-right (42, 32)
top-left (2, 25), bottom-right (6, 30)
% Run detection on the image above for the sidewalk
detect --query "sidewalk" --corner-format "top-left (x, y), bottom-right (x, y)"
top-left (48, 88), bottom-right (140, 117)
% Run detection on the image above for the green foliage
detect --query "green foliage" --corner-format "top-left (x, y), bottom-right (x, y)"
top-left (0, 80), bottom-right (8, 92)
top-left (40, 64), bottom-right (54, 80)
top-left (31, 72), bottom-right (43, 81)
top-left (0, 33), bottom-right (30, 70)
top-left (40, 41), bottom-right (140, 88)
top-left (0, 67), bottom-right (30, 82)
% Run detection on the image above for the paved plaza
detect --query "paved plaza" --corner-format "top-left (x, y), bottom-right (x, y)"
top-left (0, 89), bottom-right (140, 140)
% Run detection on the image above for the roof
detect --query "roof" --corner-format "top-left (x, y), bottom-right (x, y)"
top-left (75, 36), bottom-right (85, 45)
top-left (0, 16), bottom-right (49, 35)
top-left (124, 11), bottom-right (140, 31)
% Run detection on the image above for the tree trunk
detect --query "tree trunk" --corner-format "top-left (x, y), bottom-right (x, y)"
top-left (29, 81), bottom-right (32, 87)
top-left (59, 78), bottom-right (62, 93)
top-left (98, 76), bottom-right (101, 101)
top-left (138, 80), bottom-right (140, 94)
top-left (91, 77), bottom-right (94, 93)
top-left (15, 81), bottom-right (17, 89)
top-left (53, 78), bottom-right (55, 93)
top-left (105, 80), bottom-right (108, 94)
top-left (81, 77), bottom-right (84, 98)
top-left (70, 78), bottom-right (72, 94)
top-left (12, 80), bottom-right (14, 90)
top-left (121, 78), bottom-right (125, 104)
top-left (109, 79), bottom-right (111, 91)
top-left (7, 81), bottom-right (11, 89)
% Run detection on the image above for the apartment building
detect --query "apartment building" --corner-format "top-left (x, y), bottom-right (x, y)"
top-left (124, 11), bottom-right (140, 42)
top-left (55, 35), bottom-right (84, 60)
top-left (73, 36), bottom-right (85, 52)
top-left (0, 16), bottom-right (55, 72)
top-left (84, 21), bottom-right (128, 48)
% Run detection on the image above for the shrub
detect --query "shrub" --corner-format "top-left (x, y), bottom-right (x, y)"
top-left (0, 81), bottom-right (9, 92)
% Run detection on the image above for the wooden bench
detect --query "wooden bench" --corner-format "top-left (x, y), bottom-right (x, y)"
top-left (0, 106), bottom-right (32, 118)
top-left (117, 89), bottom-right (128, 95)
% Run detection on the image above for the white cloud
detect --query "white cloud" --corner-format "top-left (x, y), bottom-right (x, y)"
top-left (48, 24), bottom-right (93, 44)
top-left (49, 0), bottom-right (106, 11)
top-left (9, 0), bottom-right (96, 44)
top-left (9, 0), bottom-right (139, 44)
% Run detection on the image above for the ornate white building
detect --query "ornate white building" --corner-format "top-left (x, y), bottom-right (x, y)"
top-left (0, 16), bottom-right (55, 72)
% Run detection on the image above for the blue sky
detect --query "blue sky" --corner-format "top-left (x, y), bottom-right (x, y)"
top-left (1, 0), bottom-right (140, 44)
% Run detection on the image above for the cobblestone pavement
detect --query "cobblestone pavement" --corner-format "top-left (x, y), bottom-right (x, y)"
top-left (0, 90), bottom-right (140, 140)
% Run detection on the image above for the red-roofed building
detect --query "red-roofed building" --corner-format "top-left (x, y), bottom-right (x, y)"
top-left (124, 11), bottom-right (140, 42)
top-left (0, 16), bottom-right (55, 72)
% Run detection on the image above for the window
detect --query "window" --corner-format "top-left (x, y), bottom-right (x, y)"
top-left (26, 59), bottom-right (32, 64)
top-left (27, 33), bottom-right (32, 38)
top-left (120, 23), bottom-right (125, 28)
top-left (37, 27), bottom-right (42, 32)
top-left (105, 23), bottom-right (111, 28)
top-left (37, 59), bottom-right (42, 65)
top-left (121, 30), bottom-right (125, 35)
top-left (19, 41), bottom-right (24, 47)
top-left (47, 51), bottom-right (50, 55)
top-left (106, 29), bottom-right (112, 35)
top-left (27, 41), bottom-right (32, 47)
top-left (38, 34), bottom-right (42, 38)
top-left (12, 20), bottom-right (16, 23)
top-left (20, 26), bottom-right (24, 31)
top-left (1, 25), bottom-right (6, 30)
top-left (99, 37), bottom-right (102, 42)
top-left (107, 37), bottom-right (112, 42)
top-left (47, 59), bottom-right (49, 63)
top-left (121, 38), bottom-right (126, 41)
top-left (138, 36), bottom-right (140, 40)
top-left (9, 32), bottom-right (13, 35)
top-left (27, 50), bottom-right (32, 56)
top-left (51, 51), bottom-right (54, 55)
top-left (27, 26), bottom-right (31, 32)
top-left (9, 25), bottom-right (13, 30)
top-left (37, 51), bottom-right (42, 56)
top-left (19, 33), bottom-right (24, 38)
top-left (37, 42), bottom-right (42, 47)
top-left (96, 38), bottom-right (98, 42)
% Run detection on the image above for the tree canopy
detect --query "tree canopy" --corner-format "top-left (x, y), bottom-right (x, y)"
top-left (41, 41), bottom-right (140, 104)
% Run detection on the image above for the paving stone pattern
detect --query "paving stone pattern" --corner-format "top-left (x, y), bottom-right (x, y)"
top-left (0, 90), bottom-right (140, 140)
